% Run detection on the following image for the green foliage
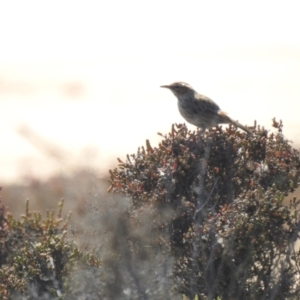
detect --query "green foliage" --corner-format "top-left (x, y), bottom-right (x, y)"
top-left (109, 120), bottom-right (300, 299)
top-left (0, 200), bottom-right (100, 299)
top-left (1, 119), bottom-right (300, 299)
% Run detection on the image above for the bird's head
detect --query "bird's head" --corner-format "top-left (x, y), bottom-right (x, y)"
top-left (160, 82), bottom-right (195, 99)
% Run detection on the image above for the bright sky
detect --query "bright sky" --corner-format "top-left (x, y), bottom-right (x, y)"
top-left (0, 1), bottom-right (300, 182)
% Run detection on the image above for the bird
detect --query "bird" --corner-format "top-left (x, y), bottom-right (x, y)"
top-left (161, 82), bottom-right (252, 135)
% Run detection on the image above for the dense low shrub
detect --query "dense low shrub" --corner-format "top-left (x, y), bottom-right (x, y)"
top-left (109, 120), bottom-right (300, 299)
top-left (0, 200), bottom-right (100, 299)
top-left (1, 119), bottom-right (300, 299)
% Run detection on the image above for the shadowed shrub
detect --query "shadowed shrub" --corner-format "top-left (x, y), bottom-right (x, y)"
top-left (0, 200), bottom-right (100, 299)
top-left (109, 120), bottom-right (300, 299)
top-left (1, 119), bottom-right (300, 299)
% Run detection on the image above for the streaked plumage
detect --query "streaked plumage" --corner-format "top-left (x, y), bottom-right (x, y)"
top-left (161, 82), bottom-right (252, 135)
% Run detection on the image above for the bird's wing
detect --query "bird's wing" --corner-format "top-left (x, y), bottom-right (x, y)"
top-left (194, 93), bottom-right (221, 115)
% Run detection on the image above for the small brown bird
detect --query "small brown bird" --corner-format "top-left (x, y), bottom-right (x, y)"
top-left (161, 82), bottom-right (252, 135)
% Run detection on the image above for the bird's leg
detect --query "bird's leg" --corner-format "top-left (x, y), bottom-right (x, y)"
top-left (199, 125), bottom-right (206, 135)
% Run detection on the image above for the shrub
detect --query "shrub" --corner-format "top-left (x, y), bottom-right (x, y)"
top-left (109, 120), bottom-right (300, 299)
top-left (0, 200), bottom-right (100, 299)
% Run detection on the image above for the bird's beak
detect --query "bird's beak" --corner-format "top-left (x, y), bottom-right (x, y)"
top-left (160, 85), bottom-right (170, 89)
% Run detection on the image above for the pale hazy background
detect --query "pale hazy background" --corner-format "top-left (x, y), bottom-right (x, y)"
top-left (1, 0), bottom-right (300, 183)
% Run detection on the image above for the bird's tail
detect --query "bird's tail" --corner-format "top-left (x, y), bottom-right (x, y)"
top-left (217, 111), bottom-right (253, 136)
top-left (230, 119), bottom-right (253, 136)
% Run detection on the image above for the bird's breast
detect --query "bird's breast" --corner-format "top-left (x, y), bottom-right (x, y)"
top-left (177, 100), bottom-right (204, 127)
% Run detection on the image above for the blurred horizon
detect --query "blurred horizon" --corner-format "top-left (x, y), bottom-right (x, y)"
top-left (1, 1), bottom-right (300, 183)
